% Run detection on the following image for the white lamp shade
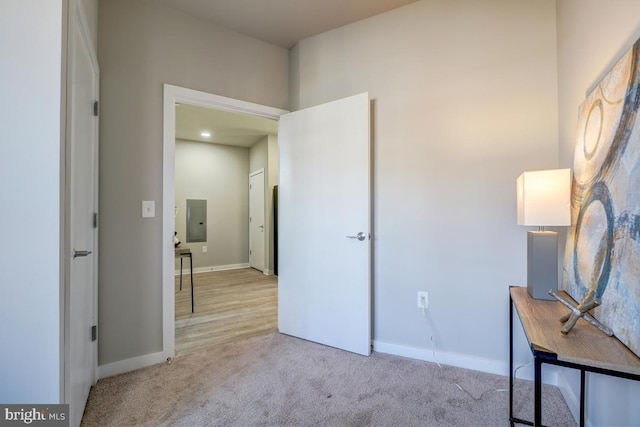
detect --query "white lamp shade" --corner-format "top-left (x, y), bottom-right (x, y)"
top-left (517, 168), bottom-right (571, 226)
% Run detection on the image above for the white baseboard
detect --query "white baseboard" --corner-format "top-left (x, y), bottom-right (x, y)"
top-left (373, 340), bottom-right (560, 386)
top-left (373, 340), bottom-right (507, 376)
top-left (174, 263), bottom-right (249, 276)
top-left (98, 351), bottom-right (166, 379)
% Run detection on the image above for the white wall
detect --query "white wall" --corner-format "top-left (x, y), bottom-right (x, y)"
top-left (557, 1), bottom-right (640, 425)
top-left (175, 140), bottom-right (250, 269)
top-left (0, 0), bottom-right (64, 403)
top-left (291, 0), bottom-right (559, 370)
top-left (98, 0), bottom-right (288, 366)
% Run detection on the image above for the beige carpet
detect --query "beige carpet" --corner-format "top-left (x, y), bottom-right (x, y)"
top-left (81, 332), bottom-right (575, 426)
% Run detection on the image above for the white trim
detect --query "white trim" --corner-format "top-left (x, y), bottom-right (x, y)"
top-left (97, 351), bottom-right (165, 380)
top-left (162, 87), bottom-right (176, 361)
top-left (174, 263), bottom-right (250, 275)
top-left (163, 84), bottom-right (288, 362)
top-left (373, 340), bottom-right (561, 386)
top-left (373, 340), bottom-right (508, 376)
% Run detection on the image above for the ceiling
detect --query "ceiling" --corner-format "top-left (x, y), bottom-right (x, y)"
top-left (175, 103), bottom-right (278, 147)
top-left (169, 0), bottom-right (419, 147)
top-left (153, 0), bottom-right (419, 49)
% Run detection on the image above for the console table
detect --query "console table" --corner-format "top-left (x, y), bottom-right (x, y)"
top-left (509, 286), bottom-right (640, 427)
top-left (175, 246), bottom-right (194, 313)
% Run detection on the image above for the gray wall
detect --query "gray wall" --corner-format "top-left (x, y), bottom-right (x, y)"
top-left (175, 140), bottom-right (249, 269)
top-left (99, 0), bottom-right (556, 369)
top-left (98, 0), bottom-right (288, 365)
top-left (0, 0), bottom-right (65, 403)
top-left (557, 0), bottom-right (640, 424)
top-left (291, 0), bottom-right (559, 364)
top-left (249, 136), bottom-right (268, 173)
top-left (96, 2), bottom-right (640, 422)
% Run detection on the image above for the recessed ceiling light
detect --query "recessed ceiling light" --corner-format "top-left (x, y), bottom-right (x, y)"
top-left (201, 131), bottom-right (211, 137)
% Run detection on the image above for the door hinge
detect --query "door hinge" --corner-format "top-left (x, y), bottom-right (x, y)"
top-left (249, 249), bottom-right (252, 255)
top-left (91, 325), bottom-right (97, 342)
top-left (93, 212), bottom-right (98, 228)
top-left (93, 100), bottom-right (99, 116)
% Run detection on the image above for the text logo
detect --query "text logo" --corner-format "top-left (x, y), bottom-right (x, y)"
top-left (0, 405), bottom-right (68, 427)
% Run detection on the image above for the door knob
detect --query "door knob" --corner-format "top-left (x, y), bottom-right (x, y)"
top-left (73, 249), bottom-right (92, 258)
top-left (346, 232), bottom-right (366, 241)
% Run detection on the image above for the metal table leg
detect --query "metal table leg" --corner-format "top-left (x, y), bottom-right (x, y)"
top-left (580, 370), bottom-right (586, 427)
top-left (179, 256), bottom-right (183, 290)
top-left (510, 294), bottom-right (515, 426)
top-left (534, 356), bottom-right (543, 426)
top-left (189, 252), bottom-right (194, 313)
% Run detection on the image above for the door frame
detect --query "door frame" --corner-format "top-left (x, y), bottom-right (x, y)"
top-left (162, 85), bottom-right (287, 358)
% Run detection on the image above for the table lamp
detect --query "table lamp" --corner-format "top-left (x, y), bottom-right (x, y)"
top-left (517, 168), bottom-right (571, 300)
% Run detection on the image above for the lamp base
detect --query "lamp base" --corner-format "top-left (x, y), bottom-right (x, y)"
top-left (527, 231), bottom-right (558, 300)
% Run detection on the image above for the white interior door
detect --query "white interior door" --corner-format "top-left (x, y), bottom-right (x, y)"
top-left (278, 92), bottom-right (371, 356)
top-left (249, 169), bottom-right (265, 271)
top-left (66, 2), bottom-right (98, 426)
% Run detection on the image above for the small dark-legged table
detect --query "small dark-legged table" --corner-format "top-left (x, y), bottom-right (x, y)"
top-left (509, 286), bottom-right (640, 427)
top-left (175, 246), bottom-right (194, 313)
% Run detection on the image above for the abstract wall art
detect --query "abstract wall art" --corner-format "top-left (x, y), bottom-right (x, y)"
top-left (563, 38), bottom-right (640, 358)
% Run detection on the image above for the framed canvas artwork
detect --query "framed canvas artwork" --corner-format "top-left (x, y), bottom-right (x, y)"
top-left (563, 38), bottom-right (640, 358)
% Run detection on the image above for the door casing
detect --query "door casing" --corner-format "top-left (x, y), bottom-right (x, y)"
top-left (162, 85), bottom-right (287, 358)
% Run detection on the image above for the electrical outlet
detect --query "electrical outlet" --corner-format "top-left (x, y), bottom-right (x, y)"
top-left (417, 291), bottom-right (428, 309)
top-left (202, 245), bottom-right (207, 253)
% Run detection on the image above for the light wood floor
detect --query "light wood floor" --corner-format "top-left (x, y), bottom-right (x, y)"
top-left (175, 268), bottom-right (277, 357)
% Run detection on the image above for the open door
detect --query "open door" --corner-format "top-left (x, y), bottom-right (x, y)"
top-left (278, 93), bottom-right (371, 356)
top-left (249, 169), bottom-right (266, 272)
top-left (66, 1), bottom-right (99, 425)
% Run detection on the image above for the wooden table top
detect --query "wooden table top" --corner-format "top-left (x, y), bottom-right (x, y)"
top-left (174, 246), bottom-right (192, 256)
top-left (511, 286), bottom-right (640, 376)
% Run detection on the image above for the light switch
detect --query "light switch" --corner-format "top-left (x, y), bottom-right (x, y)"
top-left (142, 201), bottom-right (155, 218)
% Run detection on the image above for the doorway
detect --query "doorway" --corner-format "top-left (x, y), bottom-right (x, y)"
top-left (162, 85), bottom-right (287, 359)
